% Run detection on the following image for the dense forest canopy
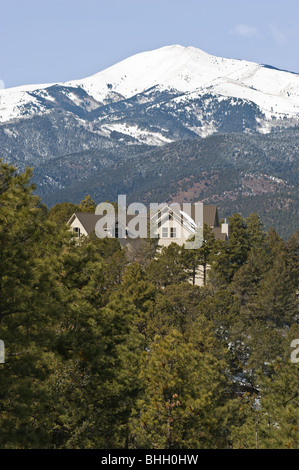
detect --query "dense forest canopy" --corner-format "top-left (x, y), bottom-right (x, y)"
top-left (0, 160), bottom-right (298, 449)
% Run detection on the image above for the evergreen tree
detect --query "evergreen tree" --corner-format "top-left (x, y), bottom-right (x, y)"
top-left (0, 164), bottom-right (298, 451)
top-left (48, 202), bottom-right (79, 226)
top-left (79, 195), bottom-right (97, 213)
top-left (232, 328), bottom-right (299, 449)
top-left (146, 243), bottom-right (190, 287)
top-left (209, 214), bottom-right (250, 286)
top-left (130, 323), bottom-right (233, 449)
top-left (0, 161), bottom-right (69, 447)
top-left (183, 224), bottom-right (217, 286)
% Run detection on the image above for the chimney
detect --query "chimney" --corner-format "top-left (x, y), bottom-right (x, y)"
top-left (221, 218), bottom-right (229, 240)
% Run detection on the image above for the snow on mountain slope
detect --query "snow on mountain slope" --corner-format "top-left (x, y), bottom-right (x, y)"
top-left (0, 44), bottom-right (298, 125)
top-left (101, 122), bottom-right (173, 146)
top-left (67, 45), bottom-right (299, 106)
top-left (0, 83), bottom-right (54, 122)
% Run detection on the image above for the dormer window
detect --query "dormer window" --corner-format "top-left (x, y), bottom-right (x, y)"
top-left (73, 227), bottom-right (80, 237)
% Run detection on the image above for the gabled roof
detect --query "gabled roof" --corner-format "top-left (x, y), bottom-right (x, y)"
top-left (67, 204), bottom-right (222, 237)
top-left (212, 227), bottom-right (227, 241)
top-left (67, 212), bottom-right (147, 235)
top-left (151, 204), bottom-right (219, 228)
top-left (157, 208), bottom-right (196, 236)
top-left (67, 213), bottom-right (103, 234)
top-left (203, 205), bottom-right (219, 227)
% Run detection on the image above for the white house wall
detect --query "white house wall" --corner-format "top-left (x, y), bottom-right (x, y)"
top-left (69, 218), bottom-right (89, 237)
top-left (157, 217), bottom-right (193, 248)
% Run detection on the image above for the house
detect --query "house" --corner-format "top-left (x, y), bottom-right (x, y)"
top-left (152, 203), bottom-right (228, 247)
top-left (67, 204), bottom-right (228, 286)
top-left (67, 204), bottom-right (228, 242)
top-left (67, 211), bottom-right (148, 244)
top-left (149, 203), bottom-right (228, 285)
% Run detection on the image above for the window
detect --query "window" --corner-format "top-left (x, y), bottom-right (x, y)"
top-left (162, 227), bottom-right (168, 238)
top-left (115, 227), bottom-right (122, 239)
top-left (73, 227), bottom-right (80, 237)
top-left (170, 227), bottom-right (177, 238)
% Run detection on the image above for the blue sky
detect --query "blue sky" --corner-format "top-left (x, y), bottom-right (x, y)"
top-left (1, 0), bottom-right (299, 89)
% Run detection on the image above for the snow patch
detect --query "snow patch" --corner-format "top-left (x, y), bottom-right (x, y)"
top-left (102, 122), bottom-right (173, 146)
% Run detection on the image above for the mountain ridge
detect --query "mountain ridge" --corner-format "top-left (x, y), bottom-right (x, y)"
top-left (1, 44), bottom-right (299, 127)
top-left (0, 45), bottom-right (298, 238)
top-left (33, 127), bottom-right (298, 239)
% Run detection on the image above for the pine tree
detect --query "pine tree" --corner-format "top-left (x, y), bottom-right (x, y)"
top-left (209, 214), bottom-right (250, 286)
top-left (246, 213), bottom-right (266, 248)
top-left (146, 243), bottom-right (190, 287)
top-left (0, 161), bottom-right (69, 448)
top-left (152, 283), bottom-right (205, 337)
top-left (130, 322), bottom-right (233, 449)
top-left (48, 202), bottom-right (79, 226)
top-left (183, 224), bottom-right (217, 286)
top-left (231, 328), bottom-right (299, 449)
top-left (79, 195), bottom-right (97, 213)
top-left (118, 263), bottom-right (156, 343)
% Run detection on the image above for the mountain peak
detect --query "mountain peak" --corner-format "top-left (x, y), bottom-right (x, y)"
top-left (65, 44), bottom-right (232, 100)
top-left (155, 44), bottom-right (208, 54)
top-left (66, 44), bottom-right (298, 110)
top-left (0, 44), bottom-right (298, 124)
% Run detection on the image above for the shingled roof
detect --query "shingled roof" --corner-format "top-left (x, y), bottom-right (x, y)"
top-left (152, 204), bottom-right (219, 228)
top-left (68, 213), bottom-right (103, 234)
top-left (203, 205), bottom-right (219, 227)
top-left (68, 212), bottom-right (147, 235)
top-left (68, 204), bottom-right (222, 236)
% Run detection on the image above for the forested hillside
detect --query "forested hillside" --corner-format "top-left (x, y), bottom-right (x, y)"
top-left (0, 161), bottom-right (298, 449)
top-left (35, 127), bottom-right (299, 239)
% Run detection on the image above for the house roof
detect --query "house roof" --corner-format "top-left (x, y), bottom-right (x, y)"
top-left (212, 227), bottom-right (227, 241)
top-left (152, 204), bottom-right (219, 228)
top-left (67, 204), bottom-right (223, 237)
top-left (67, 212), bottom-right (147, 235)
top-left (203, 205), bottom-right (219, 227)
top-left (68, 212), bottom-right (103, 234)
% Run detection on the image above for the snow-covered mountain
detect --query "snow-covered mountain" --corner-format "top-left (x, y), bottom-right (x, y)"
top-left (1, 45), bottom-right (299, 123)
top-left (67, 45), bottom-right (299, 120)
top-left (0, 44), bottom-right (298, 163)
top-left (1, 45), bottom-right (297, 236)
